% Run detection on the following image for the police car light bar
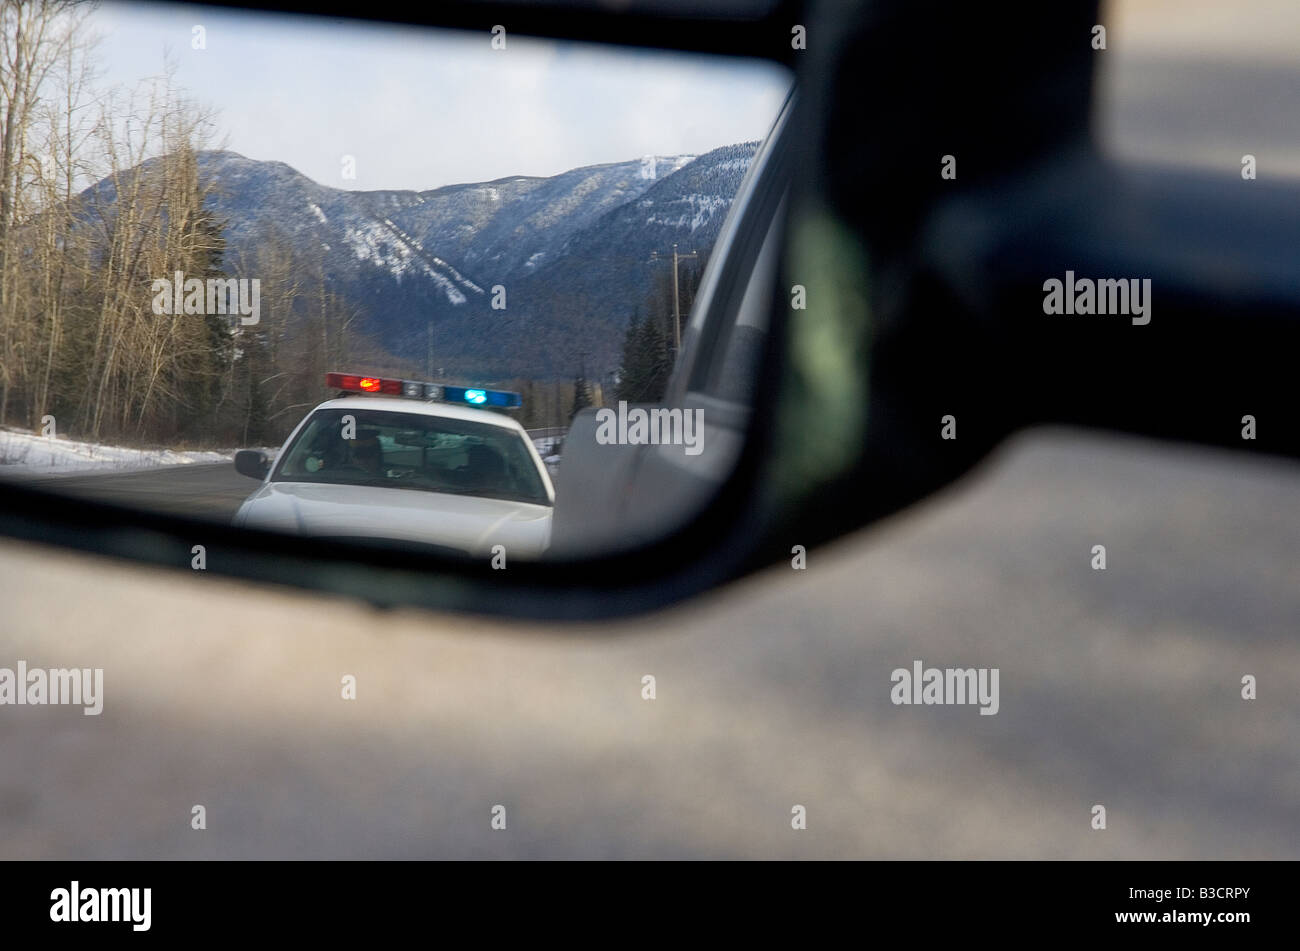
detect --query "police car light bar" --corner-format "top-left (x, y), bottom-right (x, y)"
top-left (325, 372), bottom-right (521, 409)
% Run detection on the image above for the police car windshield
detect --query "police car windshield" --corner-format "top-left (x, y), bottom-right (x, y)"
top-left (272, 408), bottom-right (551, 507)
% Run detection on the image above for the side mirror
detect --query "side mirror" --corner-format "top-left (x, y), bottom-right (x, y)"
top-left (234, 450), bottom-right (270, 480)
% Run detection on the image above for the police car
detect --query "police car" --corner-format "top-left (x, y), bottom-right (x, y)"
top-left (232, 373), bottom-right (555, 558)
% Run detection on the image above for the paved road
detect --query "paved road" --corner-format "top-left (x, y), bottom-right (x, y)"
top-left (0, 428), bottom-right (1296, 858)
top-left (19, 463), bottom-right (254, 522)
top-left (14, 450), bottom-right (561, 521)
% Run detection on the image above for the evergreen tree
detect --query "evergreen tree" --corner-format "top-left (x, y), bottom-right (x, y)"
top-left (615, 305), bottom-right (674, 404)
top-left (642, 315), bottom-right (672, 402)
top-left (615, 311), bottom-right (647, 402)
top-left (570, 375), bottom-right (592, 419)
top-left (239, 328), bottom-right (271, 445)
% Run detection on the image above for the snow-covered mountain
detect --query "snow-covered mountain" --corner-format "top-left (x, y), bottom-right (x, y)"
top-left (79, 144), bottom-right (759, 378)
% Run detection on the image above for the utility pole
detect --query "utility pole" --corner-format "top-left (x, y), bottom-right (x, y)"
top-left (650, 243), bottom-right (698, 352)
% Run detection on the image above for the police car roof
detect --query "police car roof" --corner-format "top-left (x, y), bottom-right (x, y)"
top-left (312, 396), bottom-right (526, 431)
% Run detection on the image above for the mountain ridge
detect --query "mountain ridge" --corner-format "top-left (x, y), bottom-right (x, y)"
top-left (77, 142), bottom-right (759, 378)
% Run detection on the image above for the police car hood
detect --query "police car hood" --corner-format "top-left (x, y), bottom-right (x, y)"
top-left (236, 481), bottom-right (551, 556)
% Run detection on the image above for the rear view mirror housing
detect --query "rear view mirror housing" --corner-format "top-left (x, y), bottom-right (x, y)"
top-left (2, 0), bottom-right (1299, 622)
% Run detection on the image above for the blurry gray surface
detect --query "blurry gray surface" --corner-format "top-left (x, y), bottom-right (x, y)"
top-left (1099, 56), bottom-right (1300, 176)
top-left (0, 428), bottom-right (1296, 858)
top-left (1098, 0), bottom-right (1300, 176)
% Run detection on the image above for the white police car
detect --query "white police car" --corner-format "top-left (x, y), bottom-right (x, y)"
top-left (232, 373), bottom-right (555, 558)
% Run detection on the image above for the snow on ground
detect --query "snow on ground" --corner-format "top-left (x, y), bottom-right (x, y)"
top-left (0, 427), bottom-right (234, 475)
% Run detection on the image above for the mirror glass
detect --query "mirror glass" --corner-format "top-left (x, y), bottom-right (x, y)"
top-left (0, 0), bottom-right (792, 561)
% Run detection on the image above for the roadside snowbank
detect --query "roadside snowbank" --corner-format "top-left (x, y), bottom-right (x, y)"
top-left (0, 427), bottom-right (234, 474)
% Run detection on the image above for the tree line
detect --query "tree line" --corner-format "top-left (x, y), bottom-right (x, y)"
top-left (0, 1), bottom-right (388, 448)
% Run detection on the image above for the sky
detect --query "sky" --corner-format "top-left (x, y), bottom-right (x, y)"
top-left (89, 1), bottom-right (792, 192)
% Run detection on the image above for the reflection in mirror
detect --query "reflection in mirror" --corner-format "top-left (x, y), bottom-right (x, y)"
top-left (0, 0), bottom-right (791, 561)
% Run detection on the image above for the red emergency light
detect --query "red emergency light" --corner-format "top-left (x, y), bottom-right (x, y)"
top-left (325, 373), bottom-right (403, 396)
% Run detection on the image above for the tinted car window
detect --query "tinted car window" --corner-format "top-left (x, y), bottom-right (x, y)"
top-left (273, 409), bottom-right (551, 506)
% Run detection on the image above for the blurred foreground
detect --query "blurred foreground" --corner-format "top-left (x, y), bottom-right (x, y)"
top-left (0, 427), bottom-right (1295, 858)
